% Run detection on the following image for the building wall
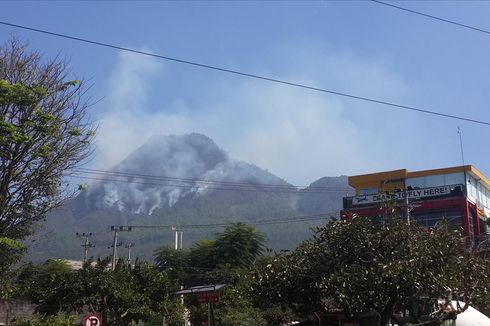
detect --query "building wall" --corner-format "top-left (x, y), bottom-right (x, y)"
top-left (0, 299), bottom-right (36, 325)
top-left (343, 165), bottom-right (490, 241)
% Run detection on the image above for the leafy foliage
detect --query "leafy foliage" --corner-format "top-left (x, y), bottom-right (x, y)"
top-left (214, 222), bottom-right (265, 268)
top-left (0, 38), bottom-right (95, 290)
top-left (14, 259), bottom-right (183, 326)
top-left (153, 223), bottom-right (270, 324)
top-left (155, 223), bottom-right (265, 286)
top-left (250, 216), bottom-right (490, 326)
top-left (15, 259), bottom-right (73, 314)
top-left (0, 236), bottom-right (23, 250)
top-left (14, 314), bottom-right (76, 326)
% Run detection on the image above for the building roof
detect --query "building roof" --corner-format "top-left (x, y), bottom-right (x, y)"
top-left (348, 165), bottom-right (490, 189)
top-left (175, 284), bottom-right (227, 295)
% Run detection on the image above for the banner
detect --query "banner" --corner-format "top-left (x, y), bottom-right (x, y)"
top-left (352, 185), bottom-right (462, 205)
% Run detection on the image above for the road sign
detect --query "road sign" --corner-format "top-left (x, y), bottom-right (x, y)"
top-left (83, 314), bottom-right (102, 326)
top-left (195, 291), bottom-right (220, 303)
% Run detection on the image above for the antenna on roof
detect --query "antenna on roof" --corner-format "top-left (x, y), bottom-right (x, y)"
top-left (457, 127), bottom-right (466, 168)
top-left (458, 127), bottom-right (473, 243)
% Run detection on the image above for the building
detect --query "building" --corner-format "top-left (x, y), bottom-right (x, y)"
top-left (341, 165), bottom-right (490, 242)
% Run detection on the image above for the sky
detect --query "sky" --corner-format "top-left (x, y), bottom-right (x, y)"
top-left (1, 1), bottom-right (490, 185)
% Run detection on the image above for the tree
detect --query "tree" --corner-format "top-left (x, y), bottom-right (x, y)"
top-left (15, 259), bottom-right (74, 314)
top-left (213, 222), bottom-right (265, 269)
top-left (14, 314), bottom-right (76, 326)
top-left (15, 258), bottom-right (183, 326)
top-left (251, 216), bottom-right (490, 326)
top-left (155, 223), bottom-right (266, 286)
top-left (188, 239), bottom-right (217, 271)
top-left (187, 286), bottom-right (267, 326)
top-left (0, 39), bottom-right (94, 287)
top-left (71, 259), bottom-right (184, 326)
top-left (154, 245), bottom-right (189, 280)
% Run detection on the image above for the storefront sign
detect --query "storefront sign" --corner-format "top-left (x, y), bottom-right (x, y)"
top-left (352, 185), bottom-right (462, 205)
top-left (195, 291), bottom-right (220, 304)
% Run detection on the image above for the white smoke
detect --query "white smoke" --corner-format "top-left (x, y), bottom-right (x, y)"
top-left (94, 45), bottom-right (419, 186)
top-left (89, 43), bottom-right (427, 213)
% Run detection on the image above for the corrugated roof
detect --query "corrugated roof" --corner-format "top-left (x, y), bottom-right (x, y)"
top-left (175, 284), bottom-right (226, 295)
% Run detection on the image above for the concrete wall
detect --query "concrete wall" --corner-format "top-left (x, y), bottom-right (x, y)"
top-left (0, 299), bottom-right (37, 326)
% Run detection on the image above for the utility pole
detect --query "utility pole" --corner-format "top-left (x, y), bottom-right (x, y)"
top-left (108, 241), bottom-right (122, 268)
top-left (76, 232), bottom-right (95, 263)
top-left (125, 242), bottom-right (135, 266)
top-left (404, 189), bottom-right (410, 225)
top-left (110, 226), bottom-right (132, 270)
top-left (179, 231), bottom-right (183, 250)
top-left (172, 226), bottom-right (183, 250)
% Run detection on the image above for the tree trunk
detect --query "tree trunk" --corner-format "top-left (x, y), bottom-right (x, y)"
top-left (379, 299), bottom-right (397, 326)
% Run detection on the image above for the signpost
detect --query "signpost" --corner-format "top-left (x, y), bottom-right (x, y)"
top-left (83, 314), bottom-right (102, 326)
top-left (195, 291), bottom-right (220, 304)
top-left (175, 284), bottom-right (226, 326)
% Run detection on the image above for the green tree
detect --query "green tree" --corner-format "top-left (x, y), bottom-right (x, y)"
top-left (188, 239), bottom-right (217, 270)
top-left (0, 39), bottom-right (95, 291)
top-left (153, 223), bottom-right (268, 324)
top-left (70, 259), bottom-right (183, 326)
top-left (13, 258), bottom-right (183, 326)
top-left (155, 223), bottom-right (266, 286)
top-left (213, 222), bottom-right (265, 269)
top-left (251, 216), bottom-right (489, 326)
top-left (154, 245), bottom-right (189, 280)
top-left (15, 259), bottom-right (74, 314)
top-left (188, 286), bottom-right (267, 326)
top-left (14, 314), bottom-right (76, 326)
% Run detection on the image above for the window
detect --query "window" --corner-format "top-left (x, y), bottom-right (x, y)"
top-left (467, 176), bottom-right (477, 201)
top-left (407, 173), bottom-right (465, 190)
top-left (425, 174), bottom-right (445, 187)
top-left (444, 172), bottom-right (465, 186)
top-left (411, 209), bottom-right (461, 228)
top-left (406, 177), bottom-right (425, 189)
top-left (359, 188), bottom-right (378, 195)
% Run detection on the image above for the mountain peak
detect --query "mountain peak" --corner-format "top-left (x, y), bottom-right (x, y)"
top-left (115, 133), bottom-right (228, 178)
top-left (80, 133), bottom-right (287, 214)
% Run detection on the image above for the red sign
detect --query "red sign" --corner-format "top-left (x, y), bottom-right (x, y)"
top-left (83, 314), bottom-right (102, 326)
top-left (195, 291), bottom-right (220, 303)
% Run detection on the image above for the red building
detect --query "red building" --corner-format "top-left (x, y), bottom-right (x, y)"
top-left (341, 165), bottom-right (490, 242)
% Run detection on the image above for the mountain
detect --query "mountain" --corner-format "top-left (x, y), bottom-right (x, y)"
top-left (76, 133), bottom-right (291, 215)
top-left (296, 176), bottom-right (350, 215)
top-left (28, 133), bottom-right (351, 262)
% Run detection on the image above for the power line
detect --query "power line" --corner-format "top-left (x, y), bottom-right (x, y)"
top-left (75, 168), bottom-right (307, 189)
top-left (371, 0), bottom-right (490, 36)
top-left (0, 20), bottom-right (489, 126)
top-left (117, 212), bottom-right (337, 230)
top-left (69, 173), bottom-right (353, 194)
top-left (73, 167), bottom-right (353, 192)
top-left (27, 229), bottom-right (110, 249)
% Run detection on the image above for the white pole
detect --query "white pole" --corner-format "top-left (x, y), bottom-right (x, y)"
top-left (175, 230), bottom-right (178, 250)
top-left (111, 229), bottom-right (118, 271)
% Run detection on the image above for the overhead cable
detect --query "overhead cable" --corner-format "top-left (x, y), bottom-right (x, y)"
top-left (371, 0), bottom-right (490, 36)
top-left (69, 173), bottom-right (353, 194)
top-left (0, 20), bottom-right (489, 126)
top-left (117, 212), bottom-right (336, 230)
top-left (73, 167), bottom-right (353, 192)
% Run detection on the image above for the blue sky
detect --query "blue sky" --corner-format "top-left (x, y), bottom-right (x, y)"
top-left (1, 1), bottom-right (490, 185)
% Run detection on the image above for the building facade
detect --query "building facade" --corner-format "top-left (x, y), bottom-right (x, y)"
top-left (341, 165), bottom-right (490, 242)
